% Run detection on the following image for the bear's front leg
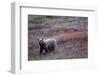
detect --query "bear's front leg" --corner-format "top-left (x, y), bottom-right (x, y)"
top-left (40, 47), bottom-right (43, 55)
top-left (43, 47), bottom-right (48, 55)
